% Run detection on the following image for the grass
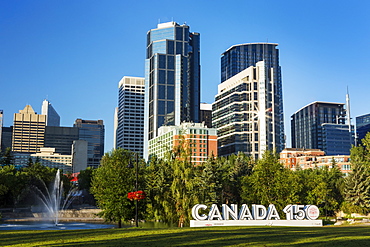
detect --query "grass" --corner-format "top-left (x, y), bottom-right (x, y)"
top-left (1, 225), bottom-right (370, 246)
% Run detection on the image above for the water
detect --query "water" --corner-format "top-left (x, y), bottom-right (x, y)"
top-left (0, 221), bottom-right (115, 230)
top-left (32, 169), bottom-right (78, 225)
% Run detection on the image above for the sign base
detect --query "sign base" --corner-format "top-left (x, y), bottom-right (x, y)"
top-left (190, 220), bottom-right (323, 227)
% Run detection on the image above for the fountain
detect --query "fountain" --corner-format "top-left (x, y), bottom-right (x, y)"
top-left (0, 169), bottom-right (114, 230)
top-left (32, 169), bottom-right (76, 225)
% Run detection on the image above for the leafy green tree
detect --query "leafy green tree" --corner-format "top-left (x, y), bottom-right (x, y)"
top-left (220, 152), bottom-right (254, 205)
top-left (0, 165), bottom-right (27, 207)
top-left (197, 154), bottom-right (224, 205)
top-left (0, 147), bottom-right (14, 166)
top-left (78, 167), bottom-right (95, 191)
top-left (91, 148), bottom-right (143, 228)
top-left (297, 164), bottom-right (344, 216)
top-left (241, 150), bottom-right (301, 213)
top-left (170, 142), bottom-right (202, 227)
top-left (145, 155), bottom-right (176, 225)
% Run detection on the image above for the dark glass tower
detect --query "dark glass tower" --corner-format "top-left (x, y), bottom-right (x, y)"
top-left (221, 43), bottom-right (281, 83)
top-left (291, 101), bottom-right (354, 154)
top-left (356, 113), bottom-right (370, 144)
top-left (214, 43), bottom-right (285, 157)
top-left (144, 22), bottom-right (200, 158)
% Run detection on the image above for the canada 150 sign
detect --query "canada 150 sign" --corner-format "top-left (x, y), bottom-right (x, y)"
top-left (190, 204), bottom-right (322, 227)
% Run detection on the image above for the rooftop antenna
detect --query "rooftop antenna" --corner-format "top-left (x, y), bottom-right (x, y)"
top-left (346, 86), bottom-right (351, 132)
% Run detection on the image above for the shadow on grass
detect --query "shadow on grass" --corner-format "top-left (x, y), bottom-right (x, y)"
top-left (1, 226), bottom-right (370, 246)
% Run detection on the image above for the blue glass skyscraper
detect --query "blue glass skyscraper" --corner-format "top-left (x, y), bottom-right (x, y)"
top-left (356, 113), bottom-right (370, 144)
top-left (144, 22), bottom-right (200, 158)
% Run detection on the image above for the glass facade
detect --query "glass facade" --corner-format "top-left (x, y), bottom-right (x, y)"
top-left (291, 102), bottom-right (354, 154)
top-left (144, 22), bottom-right (200, 159)
top-left (321, 123), bottom-right (354, 155)
top-left (356, 113), bottom-right (370, 144)
top-left (41, 100), bottom-right (60, 127)
top-left (214, 43), bottom-right (284, 158)
top-left (44, 126), bottom-right (79, 155)
top-left (74, 119), bottom-right (104, 168)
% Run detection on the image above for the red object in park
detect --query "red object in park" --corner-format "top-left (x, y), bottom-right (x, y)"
top-left (127, 191), bottom-right (146, 201)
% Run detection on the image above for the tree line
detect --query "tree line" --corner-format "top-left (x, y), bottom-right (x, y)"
top-left (0, 148), bottom-right (73, 209)
top-left (91, 133), bottom-right (370, 227)
top-left (1, 133), bottom-right (370, 227)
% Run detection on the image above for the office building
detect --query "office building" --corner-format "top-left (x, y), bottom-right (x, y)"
top-left (1, 126), bottom-right (12, 152)
top-left (144, 21), bottom-right (200, 159)
top-left (41, 100), bottom-right (60, 126)
top-left (213, 53), bottom-right (284, 159)
top-left (44, 126), bottom-right (79, 155)
top-left (13, 145), bottom-right (87, 173)
top-left (12, 105), bottom-right (46, 153)
top-left (322, 123), bottom-right (354, 155)
top-left (72, 140), bottom-right (88, 173)
top-left (74, 119), bottom-right (104, 168)
top-left (115, 76), bottom-right (145, 156)
top-left (280, 148), bottom-right (351, 175)
top-left (148, 122), bottom-right (217, 165)
top-left (291, 101), bottom-right (353, 154)
top-left (356, 113), bottom-right (370, 144)
top-left (200, 103), bottom-right (212, 128)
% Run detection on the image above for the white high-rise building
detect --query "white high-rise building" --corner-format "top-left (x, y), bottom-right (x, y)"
top-left (213, 61), bottom-right (283, 159)
top-left (213, 43), bottom-right (284, 159)
top-left (115, 76), bottom-right (145, 157)
top-left (41, 99), bottom-right (60, 126)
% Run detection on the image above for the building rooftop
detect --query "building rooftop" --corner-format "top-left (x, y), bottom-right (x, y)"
top-left (222, 43), bottom-right (279, 55)
top-left (292, 101), bottom-right (345, 115)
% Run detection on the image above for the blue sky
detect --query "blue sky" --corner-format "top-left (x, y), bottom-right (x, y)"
top-left (1, 0), bottom-right (369, 151)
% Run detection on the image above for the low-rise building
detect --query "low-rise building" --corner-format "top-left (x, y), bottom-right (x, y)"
top-left (14, 147), bottom-right (73, 173)
top-left (148, 122), bottom-right (217, 165)
top-left (280, 148), bottom-right (351, 175)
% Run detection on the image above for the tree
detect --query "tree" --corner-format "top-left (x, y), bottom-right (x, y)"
top-left (297, 165), bottom-right (344, 216)
top-left (0, 147), bottom-right (14, 166)
top-left (220, 152), bottom-right (254, 205)
top-left (343, 133), bottom-right (370, 214)
top-left (0, 166), bottom-right (23, 206)
top-left (27, 157), bottom-right (34, 167)
top-left (78, 167), bottom-right (95, 191)
top-left (241, 150), bottom-right (301, 213)
top-left (145, 138), bottom-right (205, 227)
top-left (91, 149), bottom-right (143, 228)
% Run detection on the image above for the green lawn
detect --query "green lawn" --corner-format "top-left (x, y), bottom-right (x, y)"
top-left (1, 225), bottom-right (370, 246)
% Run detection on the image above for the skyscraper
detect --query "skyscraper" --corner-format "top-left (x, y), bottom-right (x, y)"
top-left (44, 126), bottom-right (79, 155)
top-left (12, 105), bottom-right (46, 153)
top-left (356, 113), bottom-right (370, 144)
top-left (74, 119), bottom-right (104, 168)
top-left (291, 101), bottom-right (354, 154)
top-left (213, 43), bottom-right (284, 159)
top-left (144, 21), bottom-right (200, 159)
top-left (115, 76), bottom-right (145, 156)
top-left (41, 100), bottom-right (60, 126)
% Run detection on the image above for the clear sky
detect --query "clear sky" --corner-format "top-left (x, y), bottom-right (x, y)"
top-left (1, 0), bottom-right (369, 152)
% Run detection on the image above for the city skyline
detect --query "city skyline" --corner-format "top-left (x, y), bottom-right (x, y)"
top-left (1, 1), bottom-right (369, 152)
